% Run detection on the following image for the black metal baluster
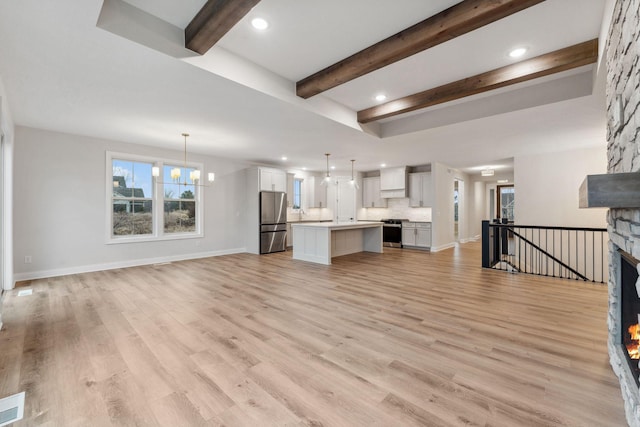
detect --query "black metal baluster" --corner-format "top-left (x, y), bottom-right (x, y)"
top-left (592, 231), bottom-right (595, 282)
top-left (560, 230), bottom-right (564, 279)
top-left (601, 231), bottom-right (604, 283)
top-left (546, 229), bottom-right (549, 276)
top-left (518, 227), bottom-right (521, 273)
top-left (576, 230), bottom-right (580, 280)
top-left (584, 231), bottom-right (587, 282)
top-left (568, 230), bottom-right (571, 280)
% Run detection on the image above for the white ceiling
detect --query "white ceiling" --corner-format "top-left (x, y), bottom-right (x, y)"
top-left (0, 0), bottom-right (608, 174)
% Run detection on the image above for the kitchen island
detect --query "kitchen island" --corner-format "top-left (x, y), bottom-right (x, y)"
top-left (291, 221), bottom-right (383, 265)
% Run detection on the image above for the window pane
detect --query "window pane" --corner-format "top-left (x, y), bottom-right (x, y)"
top-left (112, 202), bottom-right (153, 235)
top-left (164, 200), bottom-right (196, 233)
top-left (112, 159), bottom-right (152, 199)
top-left (163, 183), bottom-right (181, 200)
top-left (293, 178), bottom-right (302, 209)
top-left (164, 165), bottom-right (196, 201)
top-left (112, 158), bottom-right (153, 237)
top-left (500, 187), bottom-right (515, 220)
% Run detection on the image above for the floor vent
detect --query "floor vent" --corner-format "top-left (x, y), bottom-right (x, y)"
top-left (0, 392), bottom-right (25, 426)
top-left (17, 289), bottom-right (32, 297)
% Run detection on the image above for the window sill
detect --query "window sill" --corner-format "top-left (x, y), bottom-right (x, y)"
top-left (106, 232), bottom-right (203, 245)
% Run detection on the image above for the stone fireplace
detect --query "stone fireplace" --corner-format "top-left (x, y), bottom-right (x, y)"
top-left (619, 251), bottom-right (640, 387)
top-left (604, 0), bottom-right (640, 425)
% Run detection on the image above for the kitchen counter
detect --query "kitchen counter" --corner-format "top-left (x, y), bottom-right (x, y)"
top-left (291, 221), bottom-right (383, 265)
top-left (287, 219), bottom-right (333, 223)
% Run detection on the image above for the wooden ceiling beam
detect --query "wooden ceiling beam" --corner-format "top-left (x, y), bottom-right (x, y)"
top-left (357, 39), bottom-right (599, 124)
top-left (296, 0), bottom-right (547, 99)
top-left (185, 0), bottom-right (261, 55)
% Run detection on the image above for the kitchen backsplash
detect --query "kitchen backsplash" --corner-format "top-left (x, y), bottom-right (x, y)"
top-left (286, 197), bottom-right (432, 222)
top-left (357, 198), bottom-right (432, 222)
top-left (287, 207), bottom-right (333, 222)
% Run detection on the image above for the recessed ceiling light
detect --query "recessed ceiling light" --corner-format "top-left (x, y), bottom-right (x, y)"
top-left (251, 18), bottom-right (269, 30)
top-left (281, 156), bottom-right (287, 161)
top-left (375, 94), bottom-right (387, 102)
top-left (509, 47), bottom-right (527, 58)
top-left (302, 167), bottom-right (307, 170)
top-left (380, 163), bottom-right (386, 168)
top-left (330, 166), bottom-right (336, 170)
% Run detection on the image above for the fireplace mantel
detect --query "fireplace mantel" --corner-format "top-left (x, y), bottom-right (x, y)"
top-left (579, 172), bottom-right (640, 208)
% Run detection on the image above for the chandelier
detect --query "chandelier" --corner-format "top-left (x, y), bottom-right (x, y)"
top-left (151, 133), bottom-right (215, 186)
top-left (349, 159), bottom-right (360, 189)
top-left (321, 153), bottom-right (332, 185)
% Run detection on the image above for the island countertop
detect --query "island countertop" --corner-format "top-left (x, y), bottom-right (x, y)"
top-left (291, 221), bottom-right (383, 265)
top-left (290, 221), bottom-right (383, 230)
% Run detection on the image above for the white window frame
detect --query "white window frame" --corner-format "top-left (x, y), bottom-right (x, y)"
top-left (106, 151), bottom-right (204, 244)
top-left (292, 177), bottom-right (303, 210)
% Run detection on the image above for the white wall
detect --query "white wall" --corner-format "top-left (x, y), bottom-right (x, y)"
top-left (13, 126), bottom-right (250, 281)
top-left (514, 146), bottom-right (607, 227)
top-left (431, 163), bottom-right (471, 251)
top-left (0, 80), bottom-right (14, 294)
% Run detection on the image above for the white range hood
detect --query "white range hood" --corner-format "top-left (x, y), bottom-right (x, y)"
top-left (380, 166), bottom-right (407, 198)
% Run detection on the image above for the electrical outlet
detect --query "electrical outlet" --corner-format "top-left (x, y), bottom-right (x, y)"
top-left (24, 256), bottom-right (32, 264)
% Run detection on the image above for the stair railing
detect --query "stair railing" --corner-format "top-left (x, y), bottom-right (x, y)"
top-left (481, 220), bottom-right (608, 283)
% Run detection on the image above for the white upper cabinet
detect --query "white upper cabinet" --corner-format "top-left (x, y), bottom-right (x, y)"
top-left (362, 177), bottom-right (387, 208)
top-left (259, 167), bottom-right (287, 192)
top-left (409, 172), bottom-right (433, 207)
top-left (307, 175), bottom-right (327, 208)
top-left (380, 166), bottom-right (407, 198)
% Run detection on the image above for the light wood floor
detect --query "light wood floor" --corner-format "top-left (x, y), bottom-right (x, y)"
top-left (0, 243), bottom-right (626, 426)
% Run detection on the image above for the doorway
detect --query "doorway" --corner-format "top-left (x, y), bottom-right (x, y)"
top-left (497, 185), bottom-right (515, 221)
top-left (454, 180), bottom-right (459, 241)
top-left (453, 179), bottom-right (464, 242)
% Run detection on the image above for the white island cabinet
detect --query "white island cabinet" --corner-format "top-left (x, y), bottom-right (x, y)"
top-left (291, 222), bottom-right (383, 265)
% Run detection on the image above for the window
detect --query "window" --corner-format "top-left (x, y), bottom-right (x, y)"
top-left (107, 152), bottom-right (202, 243)
top-left (163, 165), bottom-right (197, 233)
top-left (111, 159), bottom-right (153, 236)
top-left (292, 178), bottom-right (303, 210)
top-left (498, 185), bottom-right (515, 221)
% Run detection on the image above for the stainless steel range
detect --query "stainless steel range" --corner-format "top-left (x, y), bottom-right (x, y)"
top-left (381, 219), bottom-right (407, 248)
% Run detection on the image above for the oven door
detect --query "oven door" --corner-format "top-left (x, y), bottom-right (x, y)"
top-left (383, 225), bottom-right (402, 248)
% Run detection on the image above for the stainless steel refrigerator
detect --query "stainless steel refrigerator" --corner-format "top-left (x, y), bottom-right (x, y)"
top-left (260, 191), bottom-right (287, 254)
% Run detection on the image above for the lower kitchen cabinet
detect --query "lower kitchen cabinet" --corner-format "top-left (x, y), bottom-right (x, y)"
top-left (402, 221), bottom-right (431, 249)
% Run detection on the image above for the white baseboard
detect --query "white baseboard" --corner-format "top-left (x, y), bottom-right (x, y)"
top-left (13, 247), bottom-right (247, 284)
top-left (459, 237), bottom-right (478, 244)
top-left (430, 242), bottom-right (456, 252)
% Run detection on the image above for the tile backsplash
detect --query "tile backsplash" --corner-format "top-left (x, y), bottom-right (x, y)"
top-left (287, 207), bottom-right (333, 222)
top-left (286, 197), bottom-right (432, 222)
top-left (357, 198), bottom-right (432, 222)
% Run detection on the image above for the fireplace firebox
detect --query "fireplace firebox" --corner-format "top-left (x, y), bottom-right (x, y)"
top-left (620, 250), bottom-right (640, 387)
